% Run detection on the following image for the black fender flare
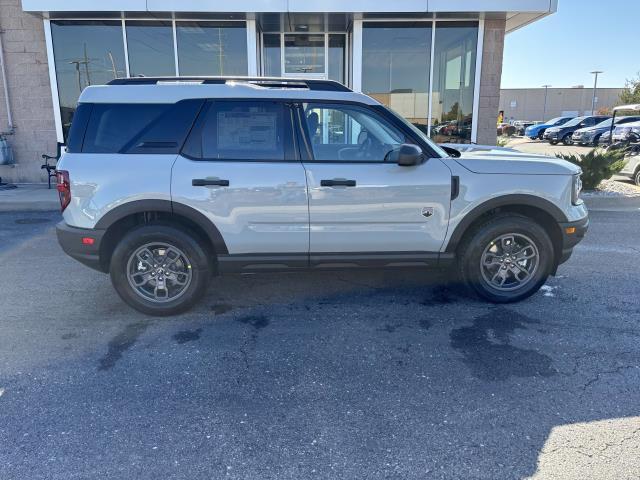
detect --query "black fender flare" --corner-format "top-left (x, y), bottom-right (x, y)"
top-left (445, 194), bottom-right (568, 253)
top-left (95, 199), bottom-right (229, 254)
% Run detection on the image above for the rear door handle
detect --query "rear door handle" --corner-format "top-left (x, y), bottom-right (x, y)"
top-left (320, 179), bottom-right (356, 187)
top-left (192, 178), bottom-right (230, 187)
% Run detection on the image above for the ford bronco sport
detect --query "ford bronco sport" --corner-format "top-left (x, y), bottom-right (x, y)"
top-left (55, 77), bottom-right (588, 316)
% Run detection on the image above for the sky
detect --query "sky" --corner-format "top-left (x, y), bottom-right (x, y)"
top-left (501, 0), bottom-right (639, 89)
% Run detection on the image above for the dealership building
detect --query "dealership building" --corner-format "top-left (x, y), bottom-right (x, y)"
top-left (0, 0), bottom-right (557, 183)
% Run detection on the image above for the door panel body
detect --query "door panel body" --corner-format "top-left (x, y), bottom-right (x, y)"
top-left (297, 101), bottom-right (452, 254)
top-left (303, 159), bottom-right (452, 253)
top-left (171, 157), bottom-right (309, 254)
top-left (171, 99), bottom-right (308, 255)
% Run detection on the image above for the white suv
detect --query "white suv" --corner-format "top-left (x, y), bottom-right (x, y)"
top-left (55, 77), bottom-right (588, 316)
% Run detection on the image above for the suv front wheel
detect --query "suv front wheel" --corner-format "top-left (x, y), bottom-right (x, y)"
top-left (109, 224), bottom-right (212, 316)
top-left (457, 215), bottom-right (554, 303)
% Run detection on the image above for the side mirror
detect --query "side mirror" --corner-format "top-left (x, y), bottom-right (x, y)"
top-left (441, 145), bottom-right (461, 158)
top-left (388, 144), bottom-right (424, 166)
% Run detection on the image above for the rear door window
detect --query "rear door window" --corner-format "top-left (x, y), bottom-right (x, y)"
top-left (182, 100), bottom-right (292, 161)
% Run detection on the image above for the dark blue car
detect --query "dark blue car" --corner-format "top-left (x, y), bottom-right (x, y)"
top-left (524, 116), bottom-right (573, 140)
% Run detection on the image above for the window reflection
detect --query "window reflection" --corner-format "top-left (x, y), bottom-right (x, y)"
top-left (284, 34), bottom-right (325, 74)
top-left (177, 21), bottom-right (248, 76)
top-left (262, 34), bottom-right (281, 76)
top-left (328, 35), bottom-right (345, 84)
top-left (362, 22), bottom-right (432, 136)
top-left (431, 22), bottom-right (477, 143)
top-left (126, 21), bottom-right (175, 77)
top-left (50, 20), bottom-right (126, 139)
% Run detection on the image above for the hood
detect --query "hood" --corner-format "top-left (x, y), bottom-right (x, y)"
top-left (454, 149), bottom-right (580, 175)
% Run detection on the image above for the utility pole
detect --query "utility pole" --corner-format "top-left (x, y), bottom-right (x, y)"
top-left (590, 70), bottom-right (603, 114)
top-left (542, 84), bottom-right (551, 121)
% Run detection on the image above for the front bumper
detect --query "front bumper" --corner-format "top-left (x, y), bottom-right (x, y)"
top-left (56, 221), bottom-right (107, 272)
top-left (545, 131), bottom-right (560, 140)
top-left (557, 215), bottom-right (589, 265)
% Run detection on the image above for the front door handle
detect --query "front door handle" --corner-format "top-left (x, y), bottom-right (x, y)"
top-left (320, 179), bottom-right (356, 187)
top-left (192, 178), bottom-right (230, 187)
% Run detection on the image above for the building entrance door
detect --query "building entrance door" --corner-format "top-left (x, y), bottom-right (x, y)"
top-left (259, 23), bottom-right (347, 85)
top-left (283, 34), bottom-right (327, 79)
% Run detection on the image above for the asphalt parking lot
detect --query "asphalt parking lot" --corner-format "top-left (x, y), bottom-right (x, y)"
top-left (1, 209), bottom-right (639, 480)
top-left (504, 137), bottom-right (594, 157)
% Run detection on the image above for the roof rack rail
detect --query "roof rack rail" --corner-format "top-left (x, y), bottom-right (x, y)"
top-left (107, 76), bottom-right (352, 92)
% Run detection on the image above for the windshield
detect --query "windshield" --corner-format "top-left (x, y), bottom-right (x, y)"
top-left (562, 116), bottom-right (586, 127)
top-left (546, 117), bottom-right (565, 125)
top-left (593, 119), bottom-right (613, 129)
top-left (382, 106), bottom-right (449, 158)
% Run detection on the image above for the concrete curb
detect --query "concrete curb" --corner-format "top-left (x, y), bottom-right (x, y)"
top-left (0, 184), bottom-right (60, 212)
top-left (0, 201), bottom-right (60, 212)
top-left (583, 195), bottom-right (640, 211)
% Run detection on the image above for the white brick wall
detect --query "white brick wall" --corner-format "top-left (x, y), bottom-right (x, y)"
top-left (0, 0), bottom-right (57, 183)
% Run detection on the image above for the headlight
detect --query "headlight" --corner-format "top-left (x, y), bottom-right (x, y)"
top-left (572, 173), bottom-right (583, 205)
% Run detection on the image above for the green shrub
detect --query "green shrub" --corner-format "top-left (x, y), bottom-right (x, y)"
top-left (497, 136), bottom-right (509, 147)
top-left (555, 148), bottom-right (626, 190)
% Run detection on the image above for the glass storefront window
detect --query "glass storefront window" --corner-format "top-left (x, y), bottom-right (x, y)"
top-left (50, 20), bottom-right (126, 139)
top-left (328, 35), bottom-right (345, 84)
top-left (263, 34), bottom-right (281, 76)
top-left (126, 21), bottom-right (175, 76)
top-left (431, 22), bottom-right (478, 143)
top-left (362, 22), bottom-right (432, 136)
top-left (284, 34), bottom-right (325, 74)
top-left (176, 21), bottom-right (248, 76)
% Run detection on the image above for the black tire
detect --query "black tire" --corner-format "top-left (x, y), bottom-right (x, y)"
top-left (592, 134), bottom-right (601, 146)
top-left (635, 169), bottom-right (640, 187)
top-left (562, 134), bottom-right (573, 146)
top-left (457, 214), bottom-right (554, 303)
top-left (537, 130), bottom-right (545, 140)
top-left (549, 140), bottom-right (557, 145)
top-left (109, 224), bottom-right (212, 316)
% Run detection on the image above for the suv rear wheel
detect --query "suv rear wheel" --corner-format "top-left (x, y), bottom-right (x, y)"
top-left (109, 224), bottom-right (212, 316)
top-left (457, 214), bottom-right (554, 303)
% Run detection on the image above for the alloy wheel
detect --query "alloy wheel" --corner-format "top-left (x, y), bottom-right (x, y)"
top-left (126, 242), bottom-right (193, 303)
top-left (480, 233), bottom-right (539, 292)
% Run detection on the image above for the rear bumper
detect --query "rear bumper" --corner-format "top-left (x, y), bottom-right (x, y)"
top-left (56, 221), bottom-right (107, 272)
top-left (557, 215), bottom-right (589, 265)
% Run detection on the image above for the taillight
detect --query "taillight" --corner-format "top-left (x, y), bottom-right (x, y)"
top-left (56, 170), bottom-right (71, 212)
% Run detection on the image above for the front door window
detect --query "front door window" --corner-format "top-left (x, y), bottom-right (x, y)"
top-left (301, 103), bottom-right (405, 162)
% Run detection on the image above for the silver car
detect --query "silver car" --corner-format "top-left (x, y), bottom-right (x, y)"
top-left (55, 77), bottom-right (588, 316)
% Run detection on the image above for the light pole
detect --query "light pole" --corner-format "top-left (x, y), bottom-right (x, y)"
top-left (542, 84), bottom-right (551, 121)
top-left (590, 70), bottom-right (603, 114)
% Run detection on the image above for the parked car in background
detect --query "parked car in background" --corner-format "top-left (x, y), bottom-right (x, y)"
top-left (497, 123), bottom-right (516, 136)
top-left (572, 116), bottom-right (640, 146)
top-left (544, 115), bottom-right (610, 145)
top-left (598, 130), bottom-right (611, 145)
top-left (513, 121), bottom-right (537, 136)
top-left (524, 117), bottom-right (574, 140)
top-left (612, 120), bottom-right (640, 142)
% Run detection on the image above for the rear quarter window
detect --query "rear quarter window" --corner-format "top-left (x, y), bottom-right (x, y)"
top-left (81, 100), bottom-right (204, 154)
